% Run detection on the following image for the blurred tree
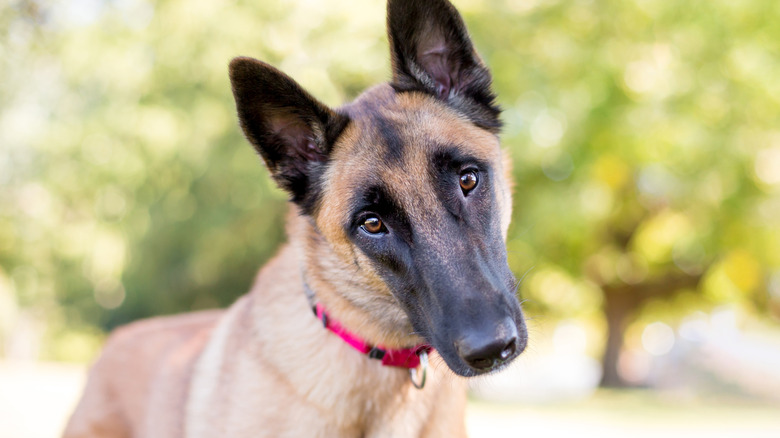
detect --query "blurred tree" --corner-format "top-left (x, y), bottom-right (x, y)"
top-left (0, 0), bottom-right (778, 385)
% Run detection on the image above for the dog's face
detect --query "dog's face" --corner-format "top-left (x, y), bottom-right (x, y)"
top-left (230, 0), bottom-right (527, 376)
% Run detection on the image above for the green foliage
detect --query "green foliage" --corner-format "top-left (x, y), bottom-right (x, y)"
top-left (487, 0), bottom-right (780, 322)
top-left (1, 0), bottom-right (778, 361)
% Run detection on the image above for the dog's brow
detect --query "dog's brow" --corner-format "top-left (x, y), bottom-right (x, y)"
top-left (429, 145), bottom-right (490, 172)
top-left (351, 185), bottom-right (397, 217)
top-left (374, 115), bottom-right (404, 164)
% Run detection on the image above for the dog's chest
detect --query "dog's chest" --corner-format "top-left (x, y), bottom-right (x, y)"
top-left (183, 293), bottom-right (433, 438)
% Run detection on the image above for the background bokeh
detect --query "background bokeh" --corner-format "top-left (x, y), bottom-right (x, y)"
top-left (2, 0), bottom-right (780, 436)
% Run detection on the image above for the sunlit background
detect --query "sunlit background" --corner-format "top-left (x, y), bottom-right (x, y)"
top-left (2, 0), bottom-right (780, 436)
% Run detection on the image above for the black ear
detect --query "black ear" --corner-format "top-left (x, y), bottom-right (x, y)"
top-left (387, 0), bottom-right (501, 132)
top-left (229, 57), bottom-right (349, 211)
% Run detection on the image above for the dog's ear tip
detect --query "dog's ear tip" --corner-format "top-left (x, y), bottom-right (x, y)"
top-left (386, 0), bottom-right (418, 24)
top-left (387, 0), bottom-right (436, 9)
top-left (228, 57), bottom-right (253, 84)
top-left (229, 56), bottom-right (253, 70)
top-left (228, 57), bottom-right (276, 83)
top-left (387, 0), bottom-right (453, 15)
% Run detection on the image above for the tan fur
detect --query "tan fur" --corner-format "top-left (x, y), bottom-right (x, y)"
top-left (63, 311), bottom-right (222, 437)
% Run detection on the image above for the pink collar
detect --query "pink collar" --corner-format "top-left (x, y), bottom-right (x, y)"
top-left (314, 303), bottom-right (432, 368)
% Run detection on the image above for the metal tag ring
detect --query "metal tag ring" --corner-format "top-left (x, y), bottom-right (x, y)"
top-left (409, 350), bottom-right (429, 389)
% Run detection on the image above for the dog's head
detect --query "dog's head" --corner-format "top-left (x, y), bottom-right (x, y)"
top-left (229, 0), bottom-right (527, 377)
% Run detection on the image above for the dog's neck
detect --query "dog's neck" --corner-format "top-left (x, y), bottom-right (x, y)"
top-left (301, 276), bottom-right (432, 370)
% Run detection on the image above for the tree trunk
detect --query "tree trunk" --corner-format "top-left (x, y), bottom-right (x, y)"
top-left (599, 274), bottom-right (702, 388)
top-left (600, 288), bottom-right (633, 387)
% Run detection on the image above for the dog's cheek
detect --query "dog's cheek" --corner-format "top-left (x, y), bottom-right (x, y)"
top-left (313, 189), bottom-right (355, 258)
top-left (371, 267), bottom-right (430, 330)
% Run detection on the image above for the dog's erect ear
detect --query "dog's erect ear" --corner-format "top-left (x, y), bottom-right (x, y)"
top-left (387, 0), bottom-right (501, 132)
top-left (229, 57), bottom-right (349, 209)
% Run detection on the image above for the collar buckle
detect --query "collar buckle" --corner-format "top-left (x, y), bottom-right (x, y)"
top-left (367, 346), bottom-right (386, 360)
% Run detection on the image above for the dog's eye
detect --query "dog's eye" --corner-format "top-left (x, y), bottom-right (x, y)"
top-left (361, 215), bottom-right (385, 234)
top-left (459, 170), bottom-right (479, 194)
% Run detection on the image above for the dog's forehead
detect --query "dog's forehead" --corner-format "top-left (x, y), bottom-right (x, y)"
top-left (342, 86), bottom-right (498, 157)
top-left (317, 86), bottom-right (500, 230)
top-left (334, 87), bottom-right (499, 177)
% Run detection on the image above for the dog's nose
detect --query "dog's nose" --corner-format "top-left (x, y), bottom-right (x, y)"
top-left (455, 319), bottom-right (521, 371)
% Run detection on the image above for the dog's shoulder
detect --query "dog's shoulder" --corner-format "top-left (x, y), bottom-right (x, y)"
top-left (63, 311), bottom-right (224, 437)
top-left (97, 310), bottom-right (224, 370)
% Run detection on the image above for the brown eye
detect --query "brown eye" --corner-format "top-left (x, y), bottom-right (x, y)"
top-left (362, 216), bottom-right (384, 234)
top-left (459, 170), bottom-right (478, 194)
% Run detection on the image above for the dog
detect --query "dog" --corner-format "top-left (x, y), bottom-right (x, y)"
top-left (64, 0), bottom-right (527, 436)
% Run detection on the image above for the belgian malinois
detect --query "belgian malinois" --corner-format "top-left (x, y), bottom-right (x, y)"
top-left (64, 0), bottom-right (527, 436)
